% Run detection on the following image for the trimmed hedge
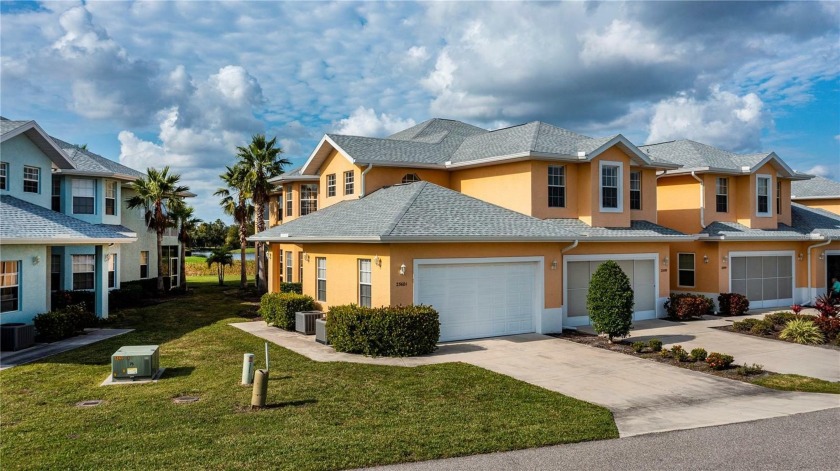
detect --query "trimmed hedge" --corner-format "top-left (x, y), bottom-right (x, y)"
top-left (664, 293), bottom-right (714, 320)
top-left (327, 304), bottom-right (440, 357)
top-left (258, 292), bottom-right (317, 330)
top-left (33, 304), bottom-right (98, 342)
top-left (717, 293), bottom-right (749, 316)
top-left (280, 282), bottom-right (303, 294)
top-left (586, 260), bottom-right (634, 342)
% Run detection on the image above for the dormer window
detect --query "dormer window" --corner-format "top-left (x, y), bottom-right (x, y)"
top-left (326, 174), bottom-right (336, 197)
top-left (756, 175), bottom-right (771, 217)
top-left (401, 173), bottom-right (421, 184)
top-left (300, 184), bottom-right (318, 216)
top-left (105, 181), bottom-right (117, 215)
top-left (73, 178), bottom-right (95, 214)
top-left (23, 166), bottom-right (40, 193)
top-left (599, 161), bottom-right (623, 212)
top-left (344, 171), bottom-right (355, 195)
top-left (630, 171), bottom-right (641, 210)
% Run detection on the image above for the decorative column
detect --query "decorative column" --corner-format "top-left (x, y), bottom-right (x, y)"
top-left (94, 245), bottom-right (109, 319)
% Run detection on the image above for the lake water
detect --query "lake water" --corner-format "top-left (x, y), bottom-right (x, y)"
top-left (192, 251), bottom-right (256, 261)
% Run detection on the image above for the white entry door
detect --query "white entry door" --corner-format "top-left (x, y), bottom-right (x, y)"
top-left (565, 257), bottom-right (657, 326)
top-left (415, 260), bottom-right (539, 342)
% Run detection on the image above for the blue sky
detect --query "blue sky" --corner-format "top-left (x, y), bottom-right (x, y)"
top-left (1, 1), bottom-right (838, 222)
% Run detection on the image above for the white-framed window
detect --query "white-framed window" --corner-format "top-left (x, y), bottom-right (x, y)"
top-left (108, 254), bottom-right (117, 289)
top-left (599, 161), bottom-right (623, 212)
top-left (1, 261), bottom-right (21, 312)
top-left (105, 181), bottom-right (117, 215)
top-left (359, 259), bottom-right (372, 308)
top-left (0, 162), bottom-right (8, 191)
top-left (316, 257), bottom-right (326, 302)
top-left (300, 184), bottom-right (318, 216)
top-left (52, 176), bottom-right (61, 211)
top-left (140, 251), bottom-right (149, 279)
top-left (344, 171), bottom-right (354, 195)
top-left (677, 253), bottom-right (695, 287)
top-left (285, 251), bottom-right (293, 282)
top-left (548, 165), bottom-right (565, 208)
top-left (401, 173), bottom-right (421, 184)
top-left (285, 187), bottom-right (293, 217)
top-left (756, 175), bottom-right (771, 216)
top-left (298, 252), bottom-right (303, 284)
top-left (629, 170), bottom-right (642, 210)
top-left (72, 254), bottom-right (95, 290)
top-left (51, 254), bottom-right (61, 291)
top-left (275, 192), bottom-right (283, 222)
top-left (326, 174), bottom-right (336, 197)
top-left (73, 178), bottom-right (96, 214)
top-left (23, 166), bottom-right (40, 193)
top-left (716, 177), bottom-right (728, 213)
top-left (776, 180), bottom-right (782, 215)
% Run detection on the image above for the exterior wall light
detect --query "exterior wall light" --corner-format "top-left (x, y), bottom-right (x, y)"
top-left (819, 252), bottom-right (825, 260)
top-left (303, 252), bottom-right (310, 262)
top-left (399, 263), bottom-right (406, 275)
top-left (703, 255), bottom-right (709, 264)
top-left (551, 259), bottom-right (558, 270)
top-left (662, 256), bottom-right (669, 267)
top-left (797, 253), bottom-right (804, 261)
top-left (32, 255), bottom-right (41, 266)
top-left (722, 255), bottom-right (728, 264)
top-left (374, 255), bottom-right (381, 267)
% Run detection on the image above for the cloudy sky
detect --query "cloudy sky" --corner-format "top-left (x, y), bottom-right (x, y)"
top-left (2, 1), bottom-right (838, 221)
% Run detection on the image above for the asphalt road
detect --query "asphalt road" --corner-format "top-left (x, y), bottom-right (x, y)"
top-left (367, 408), bottom-right (840, 471)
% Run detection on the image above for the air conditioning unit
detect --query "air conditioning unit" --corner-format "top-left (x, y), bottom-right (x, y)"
top-left (1, 323), bottom-right (35, 351)
top-left (112, 345), bottom-right (160, 379)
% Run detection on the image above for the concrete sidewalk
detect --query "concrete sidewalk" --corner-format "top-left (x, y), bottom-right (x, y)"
top-left (580, 317), bottom-right (840, 381)
top-left (0, 328), bottom-right (133, 370)
top-left (231, 322), bottom-right (839, 437)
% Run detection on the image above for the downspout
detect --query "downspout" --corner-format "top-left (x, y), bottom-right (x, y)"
top-left (807, 238), bottom-right (832, 305)
top-left (689, 171), bottom-right (706, 229)
top-left (561, 240), bottom-right (579, 254)
top-left (360, 163), bottom-right (374, 197)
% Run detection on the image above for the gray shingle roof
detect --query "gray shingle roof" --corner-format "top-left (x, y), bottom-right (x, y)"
top-left (1, 196), bottom-right (136, 244)
top-left (792, 203), bottom-right (840, 238)
top-left (791, 176), bottom-right (840, 199)
top-left (545, 219), bottom-right (692, 240)
top-left (252, 181), bottom-right (581, 242)
top-left (639, 139), bottom-right (768, 171)
top-left (0, 118), bottom-right (30, 135)
top-left (700, 221), bottom-right (809, 240)
top-left (51, 137), bottom-right (145, 180)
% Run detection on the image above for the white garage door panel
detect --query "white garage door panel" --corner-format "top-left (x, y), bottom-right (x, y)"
top-left (416, 262), bottom-right (537, 342)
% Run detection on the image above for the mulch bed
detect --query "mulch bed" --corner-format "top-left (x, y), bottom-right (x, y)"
top-left (549, 330), bottom-right (773, 383)
top-left (711, 324), bottom-right (840, 351)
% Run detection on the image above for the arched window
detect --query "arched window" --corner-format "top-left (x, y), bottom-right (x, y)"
top-left (401, 173), bottom-right (421, 184)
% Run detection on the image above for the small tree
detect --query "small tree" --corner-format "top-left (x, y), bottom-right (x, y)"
top-left (587, 260), bottom-right (634, 342)
top-left (206, 248), bottom-right (233, 286)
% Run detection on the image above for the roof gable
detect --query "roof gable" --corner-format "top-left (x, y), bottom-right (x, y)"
top-left (791, 176), bottom-right (840, 199)
top-left (0, 117), bottom-right (74, 169)
top-left (51, 137), bottom-right (145, 181)
top-left (641, 140), bottom-right (799, 177)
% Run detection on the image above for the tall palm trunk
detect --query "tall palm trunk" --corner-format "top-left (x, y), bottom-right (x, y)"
top-left (254, 200), bottom-right (266, 291)
top-left (239, 196), bottom-right (248, 290)
top-left (156, 231), bottom-right (165, 292)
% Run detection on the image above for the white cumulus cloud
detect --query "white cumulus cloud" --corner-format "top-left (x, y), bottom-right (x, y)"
top-left (333, 107), bottom-right (416, 137)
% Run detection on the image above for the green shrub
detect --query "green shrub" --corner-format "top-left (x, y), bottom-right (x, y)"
top-left (733, 318), bottom-right (761, 332)
top-left (670, 345), bottom-right (689, 362)
top-left (779, 318), bottom-right (824, 345)
top-left (258, 292), bottom-right (317, 330)
top-left (51, 290), bottom-right (95, 312)
top-left (690, 348), bottom-right (707, 362)
top-left (328, 304), bottom-right (440, 357)
top-left (648, 338), bottom-right (663, 352)
top-left (735, 363), bottom-right (764, 376)
top-left (705, 352), bottom-right (734, 370)
top-left (280, 282), bottom-right (303, 294)
top-left (32, 304), bottom-right (94, 342)
top-left (664, 293), bottom-right (714, 320)
top-left (659, 348), bottom-right (671, 359)
top-left (586, 260), bottom-right (634, 342)
top-left (749, 319), bottom-right (775, 335)
top-left (765, 311), bottom-right (800, 327)
top-left (812, 316), bottom-right (840, 342)
top-left (717, 293), bottom-right (749, 316)
top-left (631, 341), bottom-right (646, 353)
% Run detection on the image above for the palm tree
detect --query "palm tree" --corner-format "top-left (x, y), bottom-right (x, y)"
top-left (206, 247), bottom-right (233, 286)
top-left (215, 165), bottom-right (253, 290)
top-left (170, 199), bottom-right (201, 291)
top-left (236, 134), bottom-right (289, 291)
top-left (126, 167), bottom-right (190, 293)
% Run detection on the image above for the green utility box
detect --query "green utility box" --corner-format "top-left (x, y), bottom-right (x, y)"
top-left (112, 345), bottom-right (160, 379)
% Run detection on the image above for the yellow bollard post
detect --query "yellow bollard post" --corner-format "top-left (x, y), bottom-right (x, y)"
top-left (251, 369), bottom-right (269, 408)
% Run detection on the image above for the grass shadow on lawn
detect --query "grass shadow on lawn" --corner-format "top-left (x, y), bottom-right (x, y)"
top-left (1, 277), bottom-right (618, 471)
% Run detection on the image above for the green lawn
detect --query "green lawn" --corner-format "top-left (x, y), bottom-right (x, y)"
top-left (752, 374), bottom-right (840, 394)
top-left (0, 277), bottom-right (617, 470)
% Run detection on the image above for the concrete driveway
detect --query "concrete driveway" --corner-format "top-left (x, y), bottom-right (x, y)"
top-left (233, 322), bottom-right (839, 437)
top-left (581, 317), bottom-right (840, 382)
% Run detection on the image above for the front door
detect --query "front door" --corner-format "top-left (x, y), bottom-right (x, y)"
top-left (827, 254), bottom-right (840, 296)
top-left (170, 257), bottom-right (179, 289)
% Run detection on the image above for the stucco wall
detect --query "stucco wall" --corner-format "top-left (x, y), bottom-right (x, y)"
top-left (794, 198), bottom-right (840, 216)
top-left (0, 245), bottom-right (49, 323)
top-left (450, 161), bottom-right (533, 216)
top-left (0, 134), bottom-right (53, 208)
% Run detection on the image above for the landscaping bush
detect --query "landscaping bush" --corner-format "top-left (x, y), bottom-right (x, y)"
top-left (33, 304), bottom-right (95, 342)
top-left (664, 293), bottom-right (714, 320)
top-left (258, 292), bottom-right (318, 330)
top-left (732, 318), bottom-right (761, 332)
top-left (749, 319), bottom-right (775, 335)
top-left (717, 293), bottom-right (749, 316)
top-left (689, 348), bottom-right (707, 362)
top-left (648, 338), bottom-right (663, 352)
top-left (812, 316), bottom-right (840, 342)
top-left (765, 311), bottom-right (801, 327)
top-left (586, 260), bottom-right (634, 342)
top-left (779, 318), bottom-right (825, 345)
top-left (328, 304), bottom-right (440, 357)
top-left (51, 290), bottom-right (95, 312)
top-left (813, 293), bottom-right (837, 318)
top-left (670, 345), bottom-right (689, 362)
top-left (280, 282), bottom-right (303, 294)
top-left (790, 304), bottom-right (802, 314)
top-left (705, 352), bottom-right (734, 370)
top-left (735, 363), bottom-right (764, 376)
top-left (631, 341), bottom-right (646, 353)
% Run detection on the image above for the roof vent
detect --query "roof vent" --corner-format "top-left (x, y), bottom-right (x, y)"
top-left (577, 151), bottom-right (586, 158)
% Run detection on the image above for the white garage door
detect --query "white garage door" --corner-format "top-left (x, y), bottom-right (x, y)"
top-left (566, 258), bottom-right (657, 326)
top-left (730, 255), bottom-right (793, 308)
top-left (416, 261), bottom-right (538, 342)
